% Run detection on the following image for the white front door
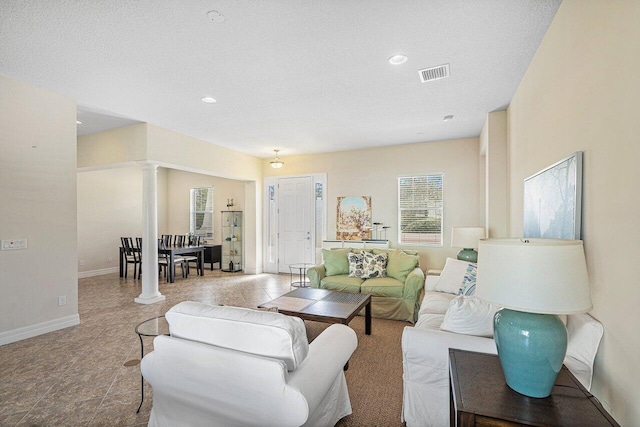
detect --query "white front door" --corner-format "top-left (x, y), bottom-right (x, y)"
top-left (278, 176), bottom-right (313, 272)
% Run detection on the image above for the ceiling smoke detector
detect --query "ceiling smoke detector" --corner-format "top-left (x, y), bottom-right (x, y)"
top-left (418, 64), bottom-right (450, 83)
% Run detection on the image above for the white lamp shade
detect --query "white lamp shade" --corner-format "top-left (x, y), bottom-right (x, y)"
top-left (475, 238), bottom-right (592, 315)
top-left (451, 227), bottom-right (485, 249)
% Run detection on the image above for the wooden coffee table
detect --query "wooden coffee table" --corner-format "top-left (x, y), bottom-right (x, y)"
top-left (259, 288), bottom-right (371, 335)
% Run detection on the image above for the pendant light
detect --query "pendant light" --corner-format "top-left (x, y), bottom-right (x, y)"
top-left (270, 149), bottom-right (284, 169)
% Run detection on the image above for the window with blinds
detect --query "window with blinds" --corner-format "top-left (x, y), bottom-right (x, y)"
top-left (398, 174), bottom-right (443, 245)
top-left (190, 187), bottom-right (214, 238)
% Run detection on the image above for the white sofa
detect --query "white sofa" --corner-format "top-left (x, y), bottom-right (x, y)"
top-left (141, 302), bottom-right (358, 427)
top-left (401, 272), bottom-right (604, 427)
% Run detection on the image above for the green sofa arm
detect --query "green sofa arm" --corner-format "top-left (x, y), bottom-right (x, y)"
top-left (307, 265), bottom-right (326, 288)
top-left (403, 267), bottom-right (425, 301)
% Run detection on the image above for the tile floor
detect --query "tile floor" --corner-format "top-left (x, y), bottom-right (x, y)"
top-left (0, 268), bottom-right (294, 426)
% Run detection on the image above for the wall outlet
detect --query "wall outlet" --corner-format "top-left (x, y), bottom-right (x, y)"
top-left (1, 239), bottom-right (28, 251)
top-left (79, 259), bottom-right (85, 266)
top-left (58, 296), bottom-right (66, 306)
top-left (108, 257), bottom-right (113, 263)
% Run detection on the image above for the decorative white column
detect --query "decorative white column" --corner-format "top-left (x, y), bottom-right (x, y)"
top-left (135, 163), bottom-right (165, 304)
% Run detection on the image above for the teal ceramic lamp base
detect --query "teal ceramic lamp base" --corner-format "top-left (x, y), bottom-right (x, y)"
top-left (456, 248), bottom-right (478, 263)
top-left (493, 308), bottom-right (567, 398)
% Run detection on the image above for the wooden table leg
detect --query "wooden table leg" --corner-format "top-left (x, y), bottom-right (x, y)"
top-left (169, 251), bottom-right (175, 283)
top-left (365, 299), bottom-right (372, 335)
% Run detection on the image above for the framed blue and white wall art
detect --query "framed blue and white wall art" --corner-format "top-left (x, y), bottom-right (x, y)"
top-left (524, 151), bottom-right (583, 240)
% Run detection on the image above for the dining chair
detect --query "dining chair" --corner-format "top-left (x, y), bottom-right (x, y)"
top-left (161, 235), bottom-right (172, 247)
top-left (121, 237), bottom-right (141, 279)
top-left (182, 235), bottom-right (202, 276)
top-left (174, 235), bottom-right (185, 247)
top-left (158, 239), bottom-right (187, 281)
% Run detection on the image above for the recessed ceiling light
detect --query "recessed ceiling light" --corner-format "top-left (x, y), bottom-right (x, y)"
top-left (76, 120), bottom-right (82, 124)
top-left (444, 115), bottom-right (454, 121)
top-left (416, 132), bottom-right (424, 135)
top-left (201, 97), bottom-right (217, 104)
top-left (388, 54), bottom-right (408, 65)
top-left (207, 10), bottom-right (225, 23)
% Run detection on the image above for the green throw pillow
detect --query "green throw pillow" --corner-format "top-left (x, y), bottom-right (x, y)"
top-left (322, 248), bottom-right (350, 276)
top-left (386, 249), bottom-right (419, 283)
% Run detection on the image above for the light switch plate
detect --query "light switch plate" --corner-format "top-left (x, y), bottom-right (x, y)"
top-left (1, 239), bottom-right (28, 250)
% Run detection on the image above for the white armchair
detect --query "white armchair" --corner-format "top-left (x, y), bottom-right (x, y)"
top-left (141, 302), bottom-right (357, 427)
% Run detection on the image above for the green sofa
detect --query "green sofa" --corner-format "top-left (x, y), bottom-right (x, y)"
top-left (307, 248), bottom-right (425, 323)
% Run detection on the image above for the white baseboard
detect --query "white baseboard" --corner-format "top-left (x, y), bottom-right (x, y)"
top-left (78, 267), bottom-right (119, 278)
top-left (0, 314), bottom-right (81, 346)
top-left (244, 267), bottom-right (263, 275)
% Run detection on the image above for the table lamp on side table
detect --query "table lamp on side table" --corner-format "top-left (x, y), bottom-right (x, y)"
top-left (451, 227), bottom-right (485, 263)
top-left (475, 238), bottom-right (592, 398)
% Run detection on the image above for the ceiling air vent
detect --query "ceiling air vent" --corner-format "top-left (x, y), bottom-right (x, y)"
top-left (418, 64), bottom-right (450, 83)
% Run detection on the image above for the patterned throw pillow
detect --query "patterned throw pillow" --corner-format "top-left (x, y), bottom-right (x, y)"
top-left (361, 252), bottom-right (388, 279)
top-left (348, 252), bottom-right (365, 277)
top-left (458, 263), bottom-right (477, 296)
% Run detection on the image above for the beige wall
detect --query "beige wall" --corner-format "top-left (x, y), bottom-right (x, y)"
top-left (0, 75), bottom-right (79, 342)
top-left (482, 111), bottom-right (508, 238)
top-left (77, 124), bottom-right (147, 168)
top-left (508, 0), bottom-right (640, 424)
top-left (263, 138), bottom-right (480, 270)
top-left (77, 166), bottom-right (143, 274)
top-left (166, 169), bottom-right (246, 246)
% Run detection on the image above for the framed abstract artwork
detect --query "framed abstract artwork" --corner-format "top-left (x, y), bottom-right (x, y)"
top-left (524, 152), bottom-right (583, 239)
top-left (336, 196), bottom-right (372, 240)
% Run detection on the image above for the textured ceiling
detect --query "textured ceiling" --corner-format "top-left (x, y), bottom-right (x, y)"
top-left (0, 1), bottom-right (561, 158)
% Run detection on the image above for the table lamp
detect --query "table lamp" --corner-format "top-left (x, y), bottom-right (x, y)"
top-left (451, 227), bottom-right (485, 262)
top-left (475, 238), bottom-right (592, 398)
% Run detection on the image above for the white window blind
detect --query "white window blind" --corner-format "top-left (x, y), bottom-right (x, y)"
top-left (398, 174), bottom-right (443, 245)
top-left (190, 187), bottom-right (214, 238)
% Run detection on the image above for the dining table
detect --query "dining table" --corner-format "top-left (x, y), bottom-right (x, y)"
top-left (119, 244), bottom-right (205, 283)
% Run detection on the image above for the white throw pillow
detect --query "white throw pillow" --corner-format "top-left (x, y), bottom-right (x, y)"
top-left (434, 258), bottom-right (476, 294)
top-left (440, 295), bottom-right (499, 337)
top-left (564, 313), bottom-right (604, 390)
top-left (166, 301), bottom-right (309, 371)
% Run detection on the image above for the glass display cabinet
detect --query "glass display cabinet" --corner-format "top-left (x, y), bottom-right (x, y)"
top-left (221, 211), bottom-right (243, 272)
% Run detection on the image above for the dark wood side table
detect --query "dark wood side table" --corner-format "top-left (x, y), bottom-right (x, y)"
top-left (449, 349), bottom-right (619, 427)
top-left (203, 244), bottom-right (222, 270)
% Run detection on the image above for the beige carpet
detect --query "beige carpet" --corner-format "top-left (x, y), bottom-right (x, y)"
top-left (305, 316), bottom-right (409, 427)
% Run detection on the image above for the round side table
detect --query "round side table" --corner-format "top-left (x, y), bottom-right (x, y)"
top-left (134, 315), bottom-right (169, 413)
top-left (289, 263), bottom-right (314, 289)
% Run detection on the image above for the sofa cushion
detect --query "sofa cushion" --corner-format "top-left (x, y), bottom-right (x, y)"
top-left (440, 296), bottom-right (499, 337)
top-left (320, 275), bottom-right (363, 293)
top-left (165, 301), bottom-right (308, 371)
top-left (322, 248), bottom-right (350, 276)
top-left (414, 312), bottom-right (445, 330)
top-left (360, 277), bottom-right (404, 298)
top-left (361, 252), bottom-right (388, 279)
top-left (380, 249), bottom-right (419, 283)
top-left (434, 258), bottom-right (476, 294)
top-left (419, 291), bottom-right (457, 316)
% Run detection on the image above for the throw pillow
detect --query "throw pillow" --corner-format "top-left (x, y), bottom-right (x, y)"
top-left (348, 252), bottom-right (365, 277)
top-left (434, 258), bottom-right (476, 294)
top-left (386, 249), bottom-right (419, 283)
top-left (361, 252), bottom-right (388, 279)
top-left (458, 263), bottom-right (478, 296)
top-left (322, 248), bottom-right (350, 276)
top-left (440, 295), bottom-right (499, 337)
